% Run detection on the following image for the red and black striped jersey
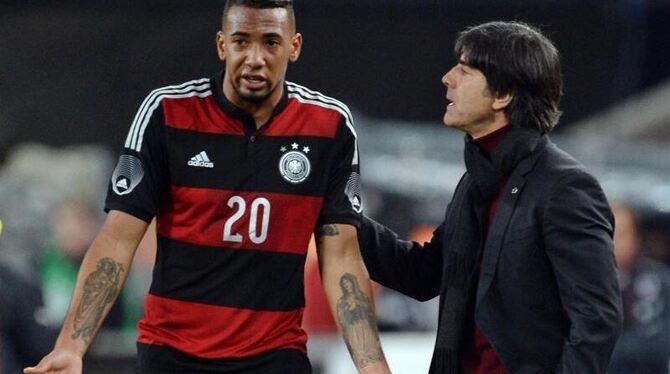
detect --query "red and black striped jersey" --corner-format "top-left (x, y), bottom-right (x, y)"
top-left (105, 72), bottom-right (362, 360)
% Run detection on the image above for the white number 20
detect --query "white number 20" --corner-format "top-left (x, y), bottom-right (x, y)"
top-left (223, 196), bottom-right (271, 244)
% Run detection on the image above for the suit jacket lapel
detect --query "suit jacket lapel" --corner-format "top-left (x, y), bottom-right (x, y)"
top-left (476, 173), bottom-right (526, 306)
top-left (475, 138), bottom-right (549, 306)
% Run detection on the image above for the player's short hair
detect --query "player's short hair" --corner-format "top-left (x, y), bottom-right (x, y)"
top-left (222, 0), bottom-right (296, 32)
top-left (455, 21), bottom-right (562, 133)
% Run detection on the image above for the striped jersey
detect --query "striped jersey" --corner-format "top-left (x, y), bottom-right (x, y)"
top-left (105, 72), bottom-right (362, 360)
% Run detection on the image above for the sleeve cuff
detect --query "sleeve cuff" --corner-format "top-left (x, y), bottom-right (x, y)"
top-left (104, 201), bottom-right (154, 223)
top-left (317, 213), bottom-right (361, 229)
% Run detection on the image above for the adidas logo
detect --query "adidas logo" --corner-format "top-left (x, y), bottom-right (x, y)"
top-left (187, 151), bottom-right (214, 168)
top-left (115, 178), bottom-right (129, 190)
top-left (352, 196), bottom-right (361, 209)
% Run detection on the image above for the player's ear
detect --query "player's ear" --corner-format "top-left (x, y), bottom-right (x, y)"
top-left (216, 31), bottom-right (226, 62)
top-left (289, 33), bottom-right (303, 63)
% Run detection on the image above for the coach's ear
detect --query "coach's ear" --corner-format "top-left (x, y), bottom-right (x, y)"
top-left (216, 31), bottom-right (226, 62)
top-left (492, 92), bottom-right (513, 111)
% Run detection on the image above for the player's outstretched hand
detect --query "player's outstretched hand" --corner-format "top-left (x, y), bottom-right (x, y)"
top-left (24, 349), bottom-right (83, 374)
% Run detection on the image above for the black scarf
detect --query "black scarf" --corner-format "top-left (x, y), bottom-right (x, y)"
top-left (430, 126), bottom-right (544, 374)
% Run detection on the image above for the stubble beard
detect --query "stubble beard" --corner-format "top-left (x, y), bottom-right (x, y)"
top-left (235, 80), bottom-right (280, 105)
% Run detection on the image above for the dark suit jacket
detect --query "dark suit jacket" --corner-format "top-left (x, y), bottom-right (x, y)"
top-left (0, 262), bottom-right (56, 374)
top-left (359, 138), bottom-right (622, 373)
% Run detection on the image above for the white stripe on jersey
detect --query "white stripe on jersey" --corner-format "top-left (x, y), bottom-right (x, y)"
top-left (125, 78), bottom-right (211, 152)
top-left (285, 82), bottom-right (356, 136)
top-left (126, 78), bottom-right (208, 150)
top-left (285, 82), bottom-right (359, 166)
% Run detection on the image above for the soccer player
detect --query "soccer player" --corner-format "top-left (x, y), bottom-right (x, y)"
top-left (24, 1), bottom-right (390, 373)
top-left (357, 21), bottom-right (621, 373)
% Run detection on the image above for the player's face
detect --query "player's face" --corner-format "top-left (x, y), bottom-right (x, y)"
top-left (217, 6), bottom-right (302, 106)
top-left (441, 54), bottom-right (497, 137)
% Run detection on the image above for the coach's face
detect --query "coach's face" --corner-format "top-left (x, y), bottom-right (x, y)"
top-left (216, 5), bottom-right (302, 106)
top-left (441, 53), bottom-right (511, 138)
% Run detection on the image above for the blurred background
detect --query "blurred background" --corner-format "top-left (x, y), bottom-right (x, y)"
top-left (1, 0), bottom-right (670, 373)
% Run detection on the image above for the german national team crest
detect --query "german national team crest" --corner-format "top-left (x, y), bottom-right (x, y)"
top-left (279, 142), bottom-right (311, 184)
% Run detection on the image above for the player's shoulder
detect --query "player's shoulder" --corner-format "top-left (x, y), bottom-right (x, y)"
top-left (286, 81), bottom-right (353, 118)
top-left (143, 77), bottom-right (213, 103)
top-left (285, 81), bottom-right (349, 106)
top-left (125, 77), bottom-right (212, 151)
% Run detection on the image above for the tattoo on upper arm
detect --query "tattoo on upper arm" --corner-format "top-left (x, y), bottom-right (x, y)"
top-left (336, 273), bottom-right (383, 368)
top-left (71, 257), bottom-right (124, 342)
top-left (315, 224), bottom-right (339, 238)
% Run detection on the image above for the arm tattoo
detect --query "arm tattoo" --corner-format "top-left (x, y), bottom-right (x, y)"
top-left (336, 273), bottom-right (383, 368)
top-left (71, 257), bottom-right (124, 342)
top-left (315, 224), bottom-right (339, 238)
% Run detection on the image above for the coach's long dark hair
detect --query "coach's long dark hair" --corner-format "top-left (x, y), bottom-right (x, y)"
top-left (455, 21), bottom-right (563, 133)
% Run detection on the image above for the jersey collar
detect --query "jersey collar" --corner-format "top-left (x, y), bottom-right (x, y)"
top-left (212, 71), bottom-right (289, 134)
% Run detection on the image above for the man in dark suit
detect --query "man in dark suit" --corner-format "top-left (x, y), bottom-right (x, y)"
top-left (359, 21), bottom-right (622, 373)
top-left (0, 219), bottom-right (56, 373)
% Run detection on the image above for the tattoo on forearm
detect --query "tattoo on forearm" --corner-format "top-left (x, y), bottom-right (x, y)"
top-left (71, 257), bottom-right (124, 342)
top-left (336, 273), bottom-right (383, 368)
top-left (315, 224), bottom-right (339, 238)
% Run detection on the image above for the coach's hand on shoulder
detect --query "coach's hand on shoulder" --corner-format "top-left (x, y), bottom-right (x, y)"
top-left (24, 349), bottom-right (83, 374)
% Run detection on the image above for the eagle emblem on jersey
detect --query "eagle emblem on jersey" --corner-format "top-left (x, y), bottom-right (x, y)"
top-left (279, 143), bottom-right (311, 184)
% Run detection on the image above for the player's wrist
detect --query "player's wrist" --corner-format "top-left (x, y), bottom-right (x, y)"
top-left (53, 337), bottom-right (87, 358)
top-left (358, 360), bottom-right (391, 374)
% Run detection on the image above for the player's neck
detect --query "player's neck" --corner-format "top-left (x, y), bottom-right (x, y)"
top-left (223, 81), bottom-right (283, 129)
top-left (242, 93), bottom-right (281, 129)
top-left (250, 106), bottom-right (274, 129)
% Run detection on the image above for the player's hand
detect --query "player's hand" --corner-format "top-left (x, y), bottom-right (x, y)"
top-left (23, 349), bottom-right (83, 374)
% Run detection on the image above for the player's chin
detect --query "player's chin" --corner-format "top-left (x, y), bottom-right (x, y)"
top-left (239, 90), bottom-right (271, 104)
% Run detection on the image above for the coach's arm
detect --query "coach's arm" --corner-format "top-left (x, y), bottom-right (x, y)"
top-left (24, 210), bottom-right (148, 374)
top-left (357, 215), bottom-right (444, 301)
top-left (316, 223), bottom-right (391, 374)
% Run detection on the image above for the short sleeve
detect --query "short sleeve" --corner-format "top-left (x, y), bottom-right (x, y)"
top-left (317, 113), bottom-right (362, 228)
top-left (104, 94), bottom-right (169, 222)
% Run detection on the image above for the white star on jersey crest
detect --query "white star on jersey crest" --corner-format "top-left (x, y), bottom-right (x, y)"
top-left (280, 143), bottom-right (311, 154)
